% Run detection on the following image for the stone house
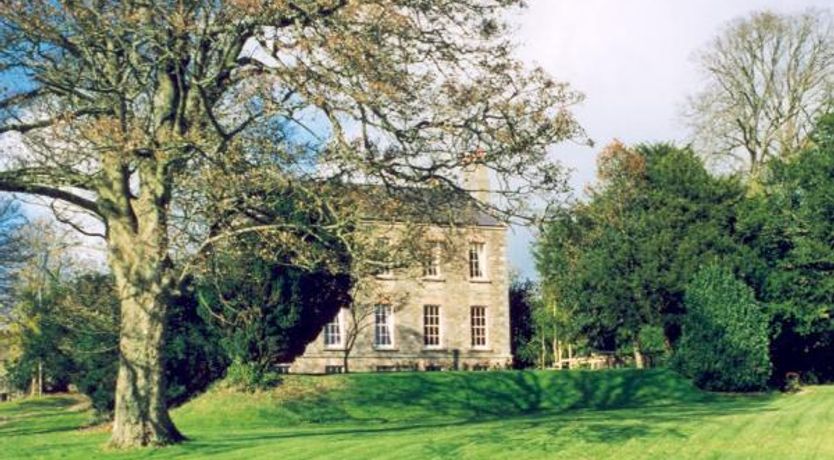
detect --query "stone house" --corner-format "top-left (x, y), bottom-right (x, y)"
top-left (284, 166), bottom-right (512, 373)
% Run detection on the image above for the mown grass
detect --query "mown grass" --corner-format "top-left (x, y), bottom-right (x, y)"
top-left (2, 369), bottom-right (833, 459)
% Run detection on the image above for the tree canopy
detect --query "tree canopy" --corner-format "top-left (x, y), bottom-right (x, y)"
top-left (536, 114), bottom-right (834, 388)
top-left (736, 114), bottom-right (834, 383)
top-left (536, 142), bottom-right (744, 359)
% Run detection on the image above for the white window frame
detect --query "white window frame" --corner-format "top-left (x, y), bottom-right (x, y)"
top-left (471, 305), bottom-right (488, 349)
top-left (469, 242), bottom-right (487, 280)
top-left (323, 308), bottom-right (345, 349)
top-left (423, 304), bottom-right (442, 348)
top-left (374, 304), bottom-right (395, 349)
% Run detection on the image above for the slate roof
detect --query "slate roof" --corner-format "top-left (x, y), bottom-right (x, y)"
top-left (349, 184), bottom-right (503, 228)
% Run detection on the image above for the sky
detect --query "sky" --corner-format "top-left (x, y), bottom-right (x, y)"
top-left (506, 0), bottom-right (832, 279)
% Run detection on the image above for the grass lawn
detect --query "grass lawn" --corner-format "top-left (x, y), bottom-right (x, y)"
top-left (2, 369), bottom-right (833, 459)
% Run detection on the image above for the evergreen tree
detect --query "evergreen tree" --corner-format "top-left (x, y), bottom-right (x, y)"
top-left (737, 114), bottom-right (834, 384)
top-left (537, 143), bottom-right (744, 361)
top-left (675, 265), bottom-right (771, 392)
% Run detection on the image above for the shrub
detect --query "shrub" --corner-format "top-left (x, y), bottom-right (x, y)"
top-left (223, 359), bottom-right (281, 392)
top-left (71, 344), bottom-right (118, 415)
top-left (674, 264), bottom-right (771, 392)
top-left (638, 325), bottom-right (669, 367)
top-left (783, 372), bottom-right (802, 393)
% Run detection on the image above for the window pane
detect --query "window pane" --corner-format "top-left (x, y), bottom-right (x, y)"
top-left (424, 305), bottom-right (440, 346)
top-left (471, 306), bottom-right (487, 347)
top-left (469, 243), bottom-right (485, 279)
top-left (374, 304), bottom-right (393, 347)
top-left (324, 310), bottom-right (342, 347)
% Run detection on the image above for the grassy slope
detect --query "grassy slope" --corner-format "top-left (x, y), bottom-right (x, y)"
top-left (2, 369), bottom-right (833, 459)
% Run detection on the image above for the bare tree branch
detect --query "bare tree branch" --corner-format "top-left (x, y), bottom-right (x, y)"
top-left (686, 9), bottom-right (834, 176)
top-left (0, 170), bottom-right (101, 216)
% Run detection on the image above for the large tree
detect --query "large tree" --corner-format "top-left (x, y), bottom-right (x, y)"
top-left (0, 1), bottom-right (582, 447)
top-left (736, 113), bottom-right (834, 384)
top-left (686, 9), bottom-right (834, 177)
top-left (536, 142), bottom-right (744, 363)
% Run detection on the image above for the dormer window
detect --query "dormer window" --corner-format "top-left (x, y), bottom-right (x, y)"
top-left (469, 242), bottom-right (486, 280)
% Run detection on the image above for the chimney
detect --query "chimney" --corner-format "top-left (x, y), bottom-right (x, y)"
top-left (463, 162), bottom-right (490, 204)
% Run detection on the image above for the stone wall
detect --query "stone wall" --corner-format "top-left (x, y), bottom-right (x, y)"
top-left (288, 223), bottom-right (511, 373)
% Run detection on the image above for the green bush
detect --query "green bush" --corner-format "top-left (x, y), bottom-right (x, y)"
top-left (68, 276), bottom-right (227, 416)
top-left (783, 372), bottom-right (802, 393)
top-left (223, 359), bottom-right (281, 392)
top-left (638, 325), bottom-right (669, 367)
top-left (674, 264), bottom-right (771, 392)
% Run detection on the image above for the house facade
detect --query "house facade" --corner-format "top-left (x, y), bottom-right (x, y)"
top-left (284, 167), bottom-right (512, 373)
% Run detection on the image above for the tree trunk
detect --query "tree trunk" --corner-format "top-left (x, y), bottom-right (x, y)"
top-left (105, 168), bottom-right (183, 447)
top-left (559, 340), bottom-right (565, 368)
top-left (109, 283), bottom-right (183, 448)
top-left (343, 325), bottom-right (355, 373)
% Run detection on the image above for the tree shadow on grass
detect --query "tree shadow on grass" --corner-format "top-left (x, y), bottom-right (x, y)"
top-left (0, 396), bottom-right (85, 438)
top-left (275, 369), bottom-right (768, 424)
top-left (0, 396), bottom-right (78, 413)
top-left (174, 406), bottom-right (758, 458)
top-left (173, 373), bottom-right (778, 458)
